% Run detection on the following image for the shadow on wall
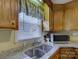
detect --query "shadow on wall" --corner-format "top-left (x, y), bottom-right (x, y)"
top-left (0, 30), bottom-right (11, 43)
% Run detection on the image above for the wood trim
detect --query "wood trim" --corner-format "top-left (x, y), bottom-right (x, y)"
top-left (15, 0), bottom-right (19, 30)
top-left (53, 4), bottom-right (65, 11)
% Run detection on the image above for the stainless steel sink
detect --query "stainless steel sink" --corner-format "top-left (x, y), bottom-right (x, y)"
top-left (36, 44), bottom-right (52, 53)
top-left (24, 44), bottom-right (53, 59)
top-left (25, 49), bottom-right (34, 57)
top-left (24, 48), bottom-right (45, 59)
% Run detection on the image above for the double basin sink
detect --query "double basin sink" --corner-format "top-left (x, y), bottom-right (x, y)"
top-left (24, 44), bottom-right (53, 59)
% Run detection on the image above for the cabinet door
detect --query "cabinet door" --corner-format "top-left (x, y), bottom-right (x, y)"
top-left (0, 0), bottom-right (11, 28)
top-left (49, 49), bottom-right (60, 59)
top-left (50, 53), bottom-right (60, 59)
top-left (64, 9), bottom-right (72, 31)
top-left (60, 48), bottom-right (78, 59)
top-left (64, 1), bottom-right (78, 31)
top-left (64, 8), bottom-right (77, 31)
top-left (0, 0), bottom-right (18, 29)
top-left (53, 10), bottom-right (63, 32)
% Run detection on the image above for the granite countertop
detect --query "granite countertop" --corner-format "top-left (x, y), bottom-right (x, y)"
top-left (2, 42), bottom-right (78, 59)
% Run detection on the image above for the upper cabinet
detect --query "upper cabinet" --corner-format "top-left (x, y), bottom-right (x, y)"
top-left (53, 5), bottom-right (64, 32)
top-left (43, 4), bottom-right (64, 32)
top-left (0, 0), bottom-right (18, 29)
top-left (53, 10), bottom-right (63, 32)
top-left (64, 0), bottom-right (78, 31)
top-left (48, 4), bottom-right (64, 32)
top-left (43, 0), bottom-right (78, 32)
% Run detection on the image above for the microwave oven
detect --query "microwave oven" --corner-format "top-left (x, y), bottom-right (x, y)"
top-left (50, 34), bottom-right (70, 44)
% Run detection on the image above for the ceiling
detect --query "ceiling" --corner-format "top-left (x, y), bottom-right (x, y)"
top-left (51, 0), bottom-right (72, 4)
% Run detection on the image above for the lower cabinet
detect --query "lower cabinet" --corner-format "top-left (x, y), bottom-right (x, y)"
top-left (49, 47), bottom-right (78, 59)
top-left (60, 47), bottom-right (78, 59)
top-left (49, 48), bottom-right (60, 59)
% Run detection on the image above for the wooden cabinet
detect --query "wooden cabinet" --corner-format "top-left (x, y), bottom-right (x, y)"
top-left (64, 0), bottom-right (78, 31)
top-left (43, 0), bottom-right (77, 32)
top-left (49, 4), bottom-right (64, 32)
top-left (60, 47), bottom-right (78, 59)
top-left (49, 47), bottom-right (78, 59)
top-left (64, 9), bottom-right (73, 31)
top-left (0, 0), bottom-right (18, 29)
top-left (53, 10), bottom-right (63, 32)
top-left (49, 48), bottom-right (60, 59)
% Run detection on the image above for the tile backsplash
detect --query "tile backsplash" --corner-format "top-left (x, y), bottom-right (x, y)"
top-left (0, 29), bottom-right (77, 52)
top-left (0, 30), bottom-right (42, 52)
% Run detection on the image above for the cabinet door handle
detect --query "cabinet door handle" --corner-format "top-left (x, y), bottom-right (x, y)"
top-left (11, 21), bottom-right (15, 25)
top-left (12, 22), bottom-right (15, 25)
